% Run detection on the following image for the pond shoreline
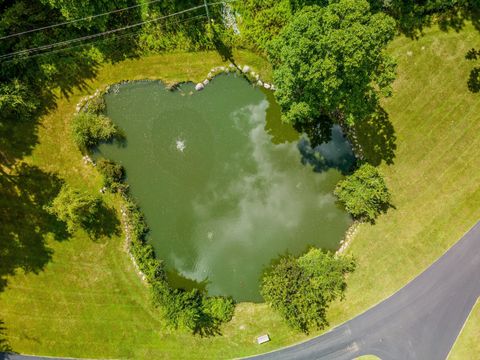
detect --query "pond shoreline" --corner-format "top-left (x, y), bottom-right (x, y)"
top-left (74, 63), bottom-right (277, 290)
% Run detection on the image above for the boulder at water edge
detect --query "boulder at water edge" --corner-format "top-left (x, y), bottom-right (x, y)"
top-left (195, 83), bottom-right (204, 91)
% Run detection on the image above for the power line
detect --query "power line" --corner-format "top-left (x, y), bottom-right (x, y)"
top-left (0, 5), bottom-right (201, 60)
top-left (1, 14), bottom-right (207, 64)
top-left (1, 0), bottom-right (168, 40)
top-left (0, 1), bottom-right (232, 61)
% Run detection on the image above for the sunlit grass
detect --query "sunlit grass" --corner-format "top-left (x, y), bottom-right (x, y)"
top-left (328, 23), bottom-right (480, 357)
top-left (449, 300), bottom-right (480, 360)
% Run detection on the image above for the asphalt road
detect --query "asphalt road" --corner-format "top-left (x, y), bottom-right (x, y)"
top-left (249, 221), bottom-right (480, 360)
top-left (2, 222), bottom-right (480, 360)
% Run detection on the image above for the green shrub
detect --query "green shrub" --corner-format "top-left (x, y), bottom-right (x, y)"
top-left (123, 197), bottom-right (235, 334)
top-left (233, 0), bottom-right (293, 52)
top-left (334, 163), bottom-right (391, 222)
top-left (46, 184), bottom-right (100, 233)
top-left (163, 289), bottom-right (204, 331)
top-left (84, 95), bottom-right (106, 115)
top-left (71, 112), bottom-right (119, 151)
top-left (261, 248), bottom-right (355, 333)
top-left (202, 296), bottom-right (235, 324)
top-left (97, 159), bottom-right (125, 192)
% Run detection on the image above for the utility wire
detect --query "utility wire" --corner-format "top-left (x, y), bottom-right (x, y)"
top-left (0, 1), bottom-right (231, 61)
top-left (1, 0), bottom-right (169, 40)
top-left (1, 14), bottom-right (207, 64)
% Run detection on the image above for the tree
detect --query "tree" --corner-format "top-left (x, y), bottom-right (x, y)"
top-left (334, 163), bottom-right (391, 222)
top-left (234, 0), bottom-right (294, 52)
top-left (97, 159), bottom-right (126, 192)
top-left (268, 0), bottom-right (396, 137)
top-left (261, 249), bottom-right (355, 333)
top-left (71, 112), bottom-right (120, 151)
top-left (0, 80), bottom-right (38, 120)
top-left (46, 184), bottom-right (100, 233)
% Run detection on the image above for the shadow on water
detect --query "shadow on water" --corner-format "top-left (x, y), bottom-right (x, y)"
top-left (167, 268), bottom-right (209, 293)
top-left (298, 125), bottom-right (356, 175)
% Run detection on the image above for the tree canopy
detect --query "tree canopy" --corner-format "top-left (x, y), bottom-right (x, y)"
top-left (46, 184), bottom-right (100, 233)
top-left (334, 163), bottom-right (391, 222)
top-left (268, 0), bottom-right (396, 135)
top-left (261, 248), bottom-right (355, 333)
top-left (71, 112), bottom-right (120, 151)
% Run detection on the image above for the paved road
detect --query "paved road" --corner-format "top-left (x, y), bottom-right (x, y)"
top-left (249, 221), bottom-right (480, 360)
top-left (2, 222), bottom-right (480, 360)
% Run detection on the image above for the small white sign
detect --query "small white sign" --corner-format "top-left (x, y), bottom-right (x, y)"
top-left (257, 334), bottom-right (270, 344)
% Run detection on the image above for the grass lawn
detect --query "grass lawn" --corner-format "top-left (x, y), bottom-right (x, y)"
top-left (327, 22), bottom-right (480, 355)
top-left (449, 300), bottom-right (480, 359)
top-left (1, 23), bottom-right (480, 358)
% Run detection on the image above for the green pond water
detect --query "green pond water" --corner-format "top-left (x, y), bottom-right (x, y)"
top-left (98, 75), bottom-right (354, 302)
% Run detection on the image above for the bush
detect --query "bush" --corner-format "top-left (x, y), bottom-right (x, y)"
top-left (334, 163), bottom-right (391, 222)
top-left (162, 289), bottom-right (204, 331)
top-left (46, 184), bottom-right (100, 233)
top-left (71, 112), bottom-right (119, 151)
top-left (123, 197), bottom-right (235, 335)
top-left (97, 159), bottom-right (125, 192)
top-left (202, 296), bottom-right (235, 324)
top-left (84, 95), bottom-right (106, 115)
top-left (261, 248), bottom-right (355, 333)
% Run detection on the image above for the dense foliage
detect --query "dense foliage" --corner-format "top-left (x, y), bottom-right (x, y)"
top-left (268, 0), bottom-right (396, 138)
top-left (369, 0), bottom-right (480, 37)
top-left (124, 197), bottom-right (234, 335)
top-left (261, 248), bottom-right (355, 333)
top-left (71, 112), bottom-right (120, 151)
top-left (46, 184), bottom-right (100, 233)
top-left (234, 0), bottom-right (479, 52)
top-left (97, 159), bottom-right (126, 192)
top-left (334, 163), bottom-right (391, 222)
top-left (0, 0), bottom-right (226, 152)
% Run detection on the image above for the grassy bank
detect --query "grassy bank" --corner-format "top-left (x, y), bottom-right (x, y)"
top-left (327, 22), bottom-right (480, 355)
top-left (449, 300), bottom-right (480, 359)
top-left (1, 23), bottom-right (480, 358)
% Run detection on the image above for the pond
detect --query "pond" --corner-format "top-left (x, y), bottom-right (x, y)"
top-left (97, 74), bottom-right (354, 302)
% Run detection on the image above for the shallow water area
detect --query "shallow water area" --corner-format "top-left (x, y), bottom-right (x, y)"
top-left (97, 74), bottom-right (354, 302)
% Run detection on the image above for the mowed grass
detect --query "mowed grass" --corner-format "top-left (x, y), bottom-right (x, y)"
top-left (449, 300), bottom-right (480, 359)
top-left (1, 24), bottom-right (480, 358)
top-left (327, 23), bottom-right (480, 355)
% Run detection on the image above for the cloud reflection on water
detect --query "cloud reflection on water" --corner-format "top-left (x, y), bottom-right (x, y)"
top-left (172, 100), bottom-right (351, 300)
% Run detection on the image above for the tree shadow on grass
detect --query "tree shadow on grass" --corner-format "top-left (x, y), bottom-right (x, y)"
top-left (467, 67), bottom-right (480, 92)
top-left (84, 201), bottom-right (121, 241)
top-left (0, 320), bottom-right (11, 352)
top-left (193, 315), bottom-right (223, 337)
top-left (211, 27), bottom-right (235, 64)
top-left (353, 106), bottom-right (397, 166)
top-left (466, 48), bottom-right (480, 93)
top-left (0, 163), bottom-right (69, 293)
top-left (368, 1), bottom-right (480, 39)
